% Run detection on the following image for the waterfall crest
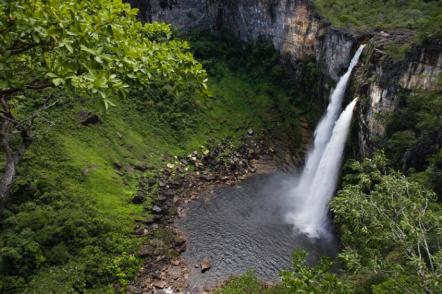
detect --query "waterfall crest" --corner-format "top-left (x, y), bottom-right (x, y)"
top-left (286, 45), bottom-right (365, 238)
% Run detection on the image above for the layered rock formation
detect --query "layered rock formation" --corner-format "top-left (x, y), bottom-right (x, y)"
top-left (357, 37), bottom-right (442, 155)
top-left (129, 0), bottom-right (356, 80)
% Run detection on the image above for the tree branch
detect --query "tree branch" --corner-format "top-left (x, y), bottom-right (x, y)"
top-left (0, 81), bottom-right (53, 96)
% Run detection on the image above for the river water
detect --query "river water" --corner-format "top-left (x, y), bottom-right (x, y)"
top-left (177, 172), bottom-right (340, 292)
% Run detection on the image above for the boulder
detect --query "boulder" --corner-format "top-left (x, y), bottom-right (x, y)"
top-left (157, 195), bottom-right (167, 202)
top-left (124, 164), bottom-right (135, 174)
top-left (134, 162), bottom-right (150, 172)
top-left (173, 236), bottom-right (186, 247)
top-left (135, 227), bottom-right (148, 236)
top-left (199, 174), bottom-right (215, 182)
top-left (152, 280), bottom-right (167, 289)
top-left (248, 165), bottom-right (257, 173)
top-left (139, 245), bottom-right (155, 257)
top-left (200, 258), bottom-right (212, 273)
top-left (150, 239), bottom-right (165, 248)
top-left (160, 189), bottom-right (175, 197)
top-left (113, 162), bottom-right (123, 170)
top-left (126, 285), bottom-right (142, 294)
top-left (167, 266), bottom-right (181, 280)
top-left (152, 205), bottom-right (162, 214)
top-left (79, 111), bottom-right (100, 126)
top-left (132, 195), bottom-right (145, 204)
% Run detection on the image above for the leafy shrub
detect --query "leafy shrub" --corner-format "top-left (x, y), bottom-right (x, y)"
top-left (332, 152), bottom-right (442, 293)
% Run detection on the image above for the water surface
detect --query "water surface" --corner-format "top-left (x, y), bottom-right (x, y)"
top-left (178, 172), bottom-right (339, 292)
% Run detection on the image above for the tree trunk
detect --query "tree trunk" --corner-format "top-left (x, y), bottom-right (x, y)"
top-left (0, 154), bottom-right (18, 208)
top-left (0, 119), bottom-right (33, 209)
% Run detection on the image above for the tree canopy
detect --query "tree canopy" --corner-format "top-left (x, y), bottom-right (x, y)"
top-left (0, 0), bottom-right (207, 204)
top-left (0, 0), bottom-right (207, 106)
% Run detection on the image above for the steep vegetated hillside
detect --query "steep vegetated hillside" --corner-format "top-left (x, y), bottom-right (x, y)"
top-left (0, 2), bottom-right (308, 293)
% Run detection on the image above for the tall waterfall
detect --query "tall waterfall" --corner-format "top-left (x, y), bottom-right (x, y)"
top-left (286, 45), bottom-right (365, 238)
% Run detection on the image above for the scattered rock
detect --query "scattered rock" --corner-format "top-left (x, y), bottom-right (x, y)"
top-left (81, 167), bottom-right (89, 176)
top-left (144, 218), bottom-right (155, 225)
top-left (152, 280), bottom-right (167, 289)
top-left (247, 128), bottom-right (254, 136)
top-left (134, 162), bottom-right (150, 172)
top-left (200, 258), bottom-right (212, 273)
top-left (113, 162), bottom-right (123, 170)
top-left (160, 189), bottom-right (175, 197)
top-left (152, 205), bottom-right (162, 214)
top-left (173, 196), bottom-right (180, 205)
top-left (157, 195), bottom-right (167, 202)
top-left (150, 239), bottom-right (165, 248)
top-left (79, 111), bottom-right (100, 126)
top-left (135, 227), bottom-right (148, 236)
top-left (199, 174), bottom-right (215, 182)
top-left (124, 164), bottom-right (135, 174)
top-left (147, 178), bottom-right (156, 186)
top-left (126, 285), bottom-right (142, 294)
top-left (176, 243), bottom-right (186, 253)
top-left (173, 236), bottom-right (186, 247)
top-left (167, 266), bottom-right (181, 280)
top-left (139, 245), bottom-right (155, 257)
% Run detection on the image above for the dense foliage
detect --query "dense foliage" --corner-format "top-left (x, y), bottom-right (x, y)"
top-left (383, 90), bottom-right (442, 197)
top-left (313, 0), bottom-right (442, 38)
top-left (0, 0), bottom-right (206, 106)
top-left (333, 153), bottom-right (441, 293)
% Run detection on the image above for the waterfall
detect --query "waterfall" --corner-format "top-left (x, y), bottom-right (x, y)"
top-left (286, 45), bottom-right (365, 238)
top-left (293, 45), bottom-right (366, 197)
top-left (291, 98), bottom-right (359, 237)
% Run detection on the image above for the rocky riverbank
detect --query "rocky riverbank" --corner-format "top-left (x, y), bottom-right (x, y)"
top-left (124, 131), bottom-right (282, 294)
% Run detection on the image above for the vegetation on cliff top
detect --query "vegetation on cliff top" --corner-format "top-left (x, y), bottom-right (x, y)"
top-left (313, 0), bottom-right (442, 38)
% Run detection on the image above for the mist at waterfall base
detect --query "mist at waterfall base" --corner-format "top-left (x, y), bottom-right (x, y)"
top-left (283, 45), bottom-right (365, 239)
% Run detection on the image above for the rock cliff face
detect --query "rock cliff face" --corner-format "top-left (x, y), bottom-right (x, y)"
top-left (129, 0), bottom-right (356, 80)
top-left (356, 37), bottom-right (442, 156)
top-left (129, 0), bottom-right (441, 157)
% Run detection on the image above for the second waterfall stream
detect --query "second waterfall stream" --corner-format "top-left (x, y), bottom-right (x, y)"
top-left (286, 45), bottom-right (366, 238)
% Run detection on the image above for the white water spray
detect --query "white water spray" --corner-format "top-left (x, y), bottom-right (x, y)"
top-left (286, 45), bottom-right (365, 238)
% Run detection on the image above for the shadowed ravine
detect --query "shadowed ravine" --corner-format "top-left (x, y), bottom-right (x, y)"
top-left (177, 173), bottom-right (340, 292)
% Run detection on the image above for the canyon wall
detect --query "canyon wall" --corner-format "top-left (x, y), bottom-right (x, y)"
top-left (129, 0), bottom-right (356, 80)
top-left (129, 0), bottom-right (441, 157)
top-left (356, 37), bottom-right (442, 156)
